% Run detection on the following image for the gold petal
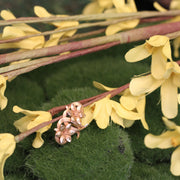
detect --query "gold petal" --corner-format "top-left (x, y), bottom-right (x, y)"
top-left (32, 132), bottom-right (44, 148)
top-left (125, 44), bottom-right (151, 62)
top-left (151, 48), bottom-right (167, 79)
top-left (161, 78), bottom-right (178, 119)
top-left (129, 75), bottom-right (163, 96)
top-left (170, 146), bottom-right (180, 176)
top-left (144, 131), bottom-right (177, 149)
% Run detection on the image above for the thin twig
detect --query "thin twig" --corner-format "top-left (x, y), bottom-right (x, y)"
top-left (1, 20), bottom-right (180, 66)
top-left (1, 10), bottom-right (180, 26)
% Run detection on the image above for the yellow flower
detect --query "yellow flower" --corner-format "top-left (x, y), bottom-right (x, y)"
top-left (170, 0), bottom-right (180, 10)
top-left (34, 6), bottom-right (79, 47)
top-left (144, 117), bottom-right (180, 176)
top-left (130, 61), bottom-right (180, 119)
top-left (0, 10), bottom-right (45, 50)
top-left (125, 35), bottom-right (172, 80)
top-left (120, 89), bottom-right (148, 129)
top-left (13, 106), bottom-right (52, 148)
top-left (82, 93), bottom-right (140, 129)
top-left (153, 1), bottom-right (180, 58)
top-left (82, 0), bottom-right (113, 14)
top-left (105, 0), bottom-right (139, 35)
top-left (0, 75), bottom-right (8, 110)
top-left (93, 81), bottom-right (148, 129)
top-left (0, 133), bottom-right (16, 180)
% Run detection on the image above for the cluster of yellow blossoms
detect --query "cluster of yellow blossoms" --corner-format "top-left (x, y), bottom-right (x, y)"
top-left (83, 0), bottom-right (139, 35)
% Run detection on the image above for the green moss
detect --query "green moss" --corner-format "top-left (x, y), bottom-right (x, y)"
top-left (26, 123), bottom-right (133, 180)
top-left (42, 45), bottom-right (149, 99)
top-left (130, 161), bottom-right (179, 180)
top-left (25, 87), bottom-right (133, 180)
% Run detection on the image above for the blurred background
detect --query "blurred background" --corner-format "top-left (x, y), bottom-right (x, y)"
top-left (0, 0), bottom-right (172, 17)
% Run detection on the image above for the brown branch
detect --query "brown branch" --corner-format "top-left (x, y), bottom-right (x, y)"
top-left (1, 20), bottom-right (180, 66)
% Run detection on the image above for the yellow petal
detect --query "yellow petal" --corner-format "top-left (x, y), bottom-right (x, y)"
top-left (144, 131), bottom-right (177, 149)
top-left (34, 6), bottom-right (53, 17)
top-left (14, 116), bottom-right (31, 132)
top-left (170, 0), bottom-right (180, 10)
top-left (112, 0), bottom-right (125, 9)
top-left (2, 26), bottom-right (25, 38)
top-left (13, 106), bottom-right (52, 132)
top-left (81, 106), bottom-right (93, 126)
top-left (0, 75), bottom-right (7, 110)
top-left (120, 94), bottom-right (138, 110)
top-left (111, 109), bottom-right (124, 127)
top-left (125, 44), bottom-right (151, 62)
top-left (32, 132), bottom-right (44, 148)
top-left (151, 48), bottom-right (167, 79)
top-left (123, 119), bottom-right (135, 128)
top-left (82, 2), bottom-right (103, 14)
top-left (27, 113), bottom-right (52, 133)
top-left (162, 117), bottom-right (177, 130)
top-left (161, 78), bottom-right (178, 119)
top-left (129, 75), bottom-right (163, 96)
top-left (153, 2), bottom-right (167, 12)
top-left (0, 133), bottom-right (16, 180)
top-left (14, 23), bottom-right (40, 34)
top-left (0, 10), bottom-right (16, 20)
top-left (172, 74), bottom-right (180, 87)
top-left (93, 97), bottom-right (111, 129)
top-left (44, 31), bottom-right (64, 47)
top-left (98, 0), bottom-right (113, 8)
top-left (13, 105), bottom-right (39, 116)
top-left (105, 19), bottom-right (138, 35)
top-left (105, 23), bottom-right (124, 36)
top-left (111, 100), bottom-right (140, 120)
top-left (170, 146), bottom-right (180, 176)
top-left (93, 81), bottom-right (116, 92)
top-left (162, 41), bottom-right (172, 61)
top-left (136, 96), bottom-right (149, 130)
top-left (146, 35), bottom-right (169, 47)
